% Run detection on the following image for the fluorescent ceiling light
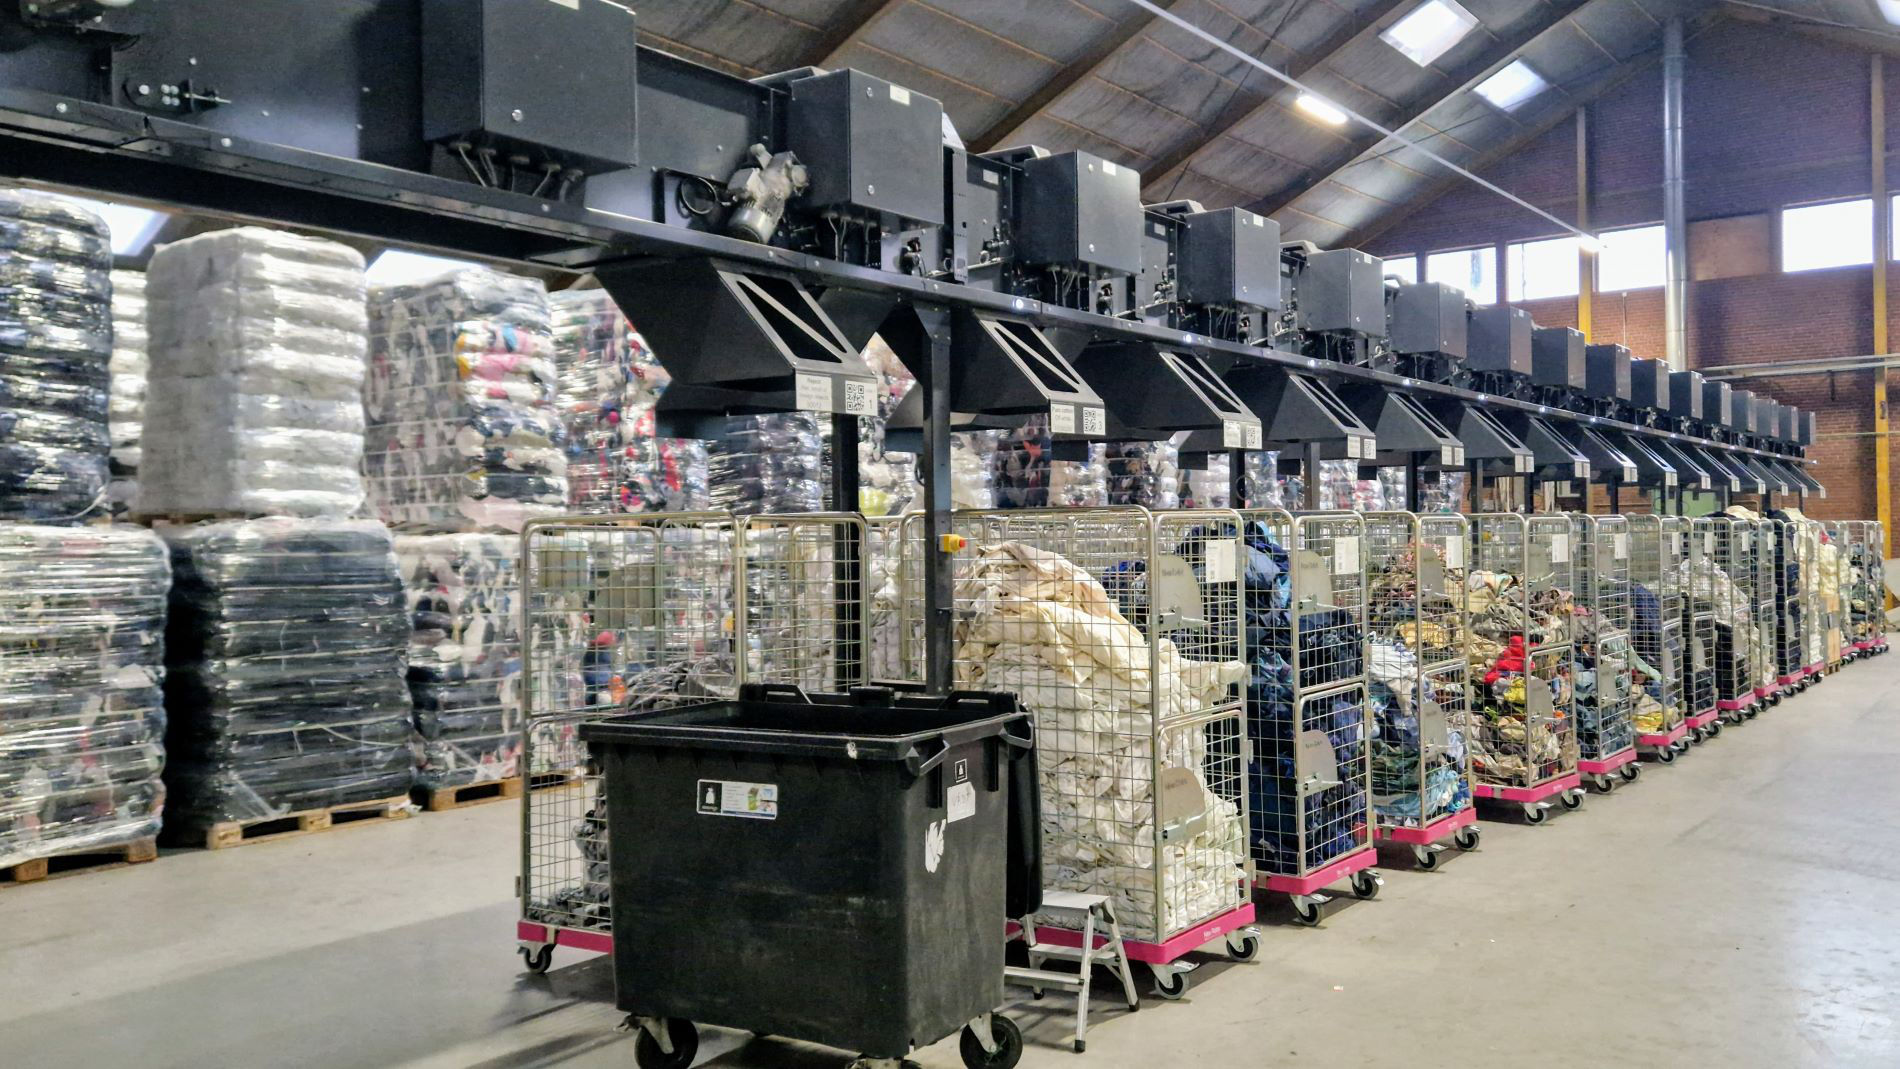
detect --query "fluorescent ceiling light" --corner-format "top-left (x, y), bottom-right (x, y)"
top-left (1380, 0), bottom-right (1480, 67)
top-left (1880, 0), bottom-right (1900, 26)
top-left (1295, 93), bottom-right (1349, 126)
top-left (366, 249), bottom-right (484, 287)
top-left (41, 193), bottom-right (167, 257)
top-left (1474, 60), bottom-right (1550, 111)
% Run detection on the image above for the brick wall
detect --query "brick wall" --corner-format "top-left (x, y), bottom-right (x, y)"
top-left (1365, 19), bottom-right (1889, 525)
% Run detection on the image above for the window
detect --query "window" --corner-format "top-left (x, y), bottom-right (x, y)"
top-left (34, 192), bottom-right (167, 257)
top-left (366, 249), bottom-right (486, 287)
top-left (1380, 254), bottom-right (1418, 284)
top-left (1505, 236), bottom-right (1579, 301)
top-left (1474, 60), bottom-right (1550, 111)
top-left (1891, 194), bottom-right (1900, 260)
top-left (1426, 246), bottom-right (1497, 304)
top-left (1781, 198), bottom-right (1872, 273)
top-left (1380, 1), bottom-right (1480, 67)
top-left (1597, 224), bottom-right (1666, 291)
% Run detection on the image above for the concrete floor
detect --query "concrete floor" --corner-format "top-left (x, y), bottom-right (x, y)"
top-left (5, 664), bottom-right (1899, 1069)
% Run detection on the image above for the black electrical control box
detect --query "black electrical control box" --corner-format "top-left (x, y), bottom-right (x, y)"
top-left (1731, 389), bottom-right (1757, 433)
top-left (1295, 248), bottom-right (1386, 336)
top-left (787, 69), bottom-right (945, 225)
top-left (1387, 281), bottom-right (1468, 358)
top-left (1670, 370), bottom-right (1704, 420)
top-left (1466, 305), bottom-right (1533, 375)
top-left (1532, 327), bottom-right (1586, 390)
top-left (1755, 396), bottom-right (1780, 441)
top-left (421, 0), bottom-right (639, 172)
top-left (1010, 150), bottom-right (1142, 274)
top-left (1703, 380), bottom-right (1733, 428)
top-left (1631, 358), bottom-right (1670, 410)
top-left (1779, 405), bottom-right (1799, 443)
top-left (1584, 343), bottom-right (1632, 402)
top-left (1799, 410), bottom-right (1816, 446)
top-left (1177, 207), bottom-right (1280, 309)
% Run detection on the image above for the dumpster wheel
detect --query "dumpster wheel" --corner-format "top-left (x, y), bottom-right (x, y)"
top-left (632, 1018), bottom-right (698, 1069)
top-left (958, 1013), bottom-right (1023, 1069)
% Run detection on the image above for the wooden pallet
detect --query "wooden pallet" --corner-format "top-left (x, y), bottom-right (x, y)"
top-left (200, 795), bottom-right (412, 850)
top-left (416, 770), bottom-right (586, 812)
top-left (2, 838), bottom-right (157, 887)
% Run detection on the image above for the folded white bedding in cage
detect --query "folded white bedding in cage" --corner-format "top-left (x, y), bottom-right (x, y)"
top-left (139, 228), bottom-right (368, 517)
top-left (955, 540), bottom-right (1246, 939)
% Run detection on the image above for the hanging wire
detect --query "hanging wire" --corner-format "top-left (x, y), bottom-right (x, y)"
top-left (1116, 0), bottom-right (1602, 248)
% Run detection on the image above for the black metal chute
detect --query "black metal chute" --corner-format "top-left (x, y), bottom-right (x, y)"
top-left (1596, 430), bottom-right (1669, 488)
top-left (1504, 413), bottom-right (1591, 481)
top-left (1219, 362), bottom-right (1377, 461)
top-left (1429, 401), bottom-right (1535, 476)
top-left (1772, 459), bottom-right (1826, 499)
top-left (1336, 384), bottom-right (1463, 468)
top-left (884, 306), bottom-right (1107, 450)
top-left (1068, 340), bottom-right (1263, 446)
top-left (1690, 445), bottom-right (1752, 494)
top-left (1649, 439), bottom-right (1712, 492)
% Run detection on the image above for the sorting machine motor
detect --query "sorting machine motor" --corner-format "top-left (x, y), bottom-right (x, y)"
top-left (1274, 243), bottom-right (1389, 366)
top-left (1531, 326), bottom-right (1588, 411)
top-left (1380, 278), bottom-right (1470, 385)
top-left (1460, 304), bottom-right (1536, 400)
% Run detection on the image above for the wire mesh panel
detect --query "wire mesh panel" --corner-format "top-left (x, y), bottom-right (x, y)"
top-left (739, 513), bottom-right (870, 690)
top-left (1830, 521), bottom-right (1869, 651)
top-left (1681, 523), bottom-right (1719, 725)
top-left (519, 513), bottom-right (739, 945)
top-left (1363, 512), bottom-right (1473, 840)
top-left (1751, 521), bottom-right (1780, 694)
top-left (1872, 522), bottom-right (1889, 649)
top-left (1467, 514), bottom-right (1577, 796)
top-left (866, 514), bottom-right (910, 683)
top-left (1850, 520), bottom-right (1887, 650)
top-left (949, 507), bottom-right (1250, 947)
top-left (1696, 517), bottom-right (1756, 715)
top-left (1628, 515), bottom-right (1687, 739)
top-left (1237, 510), bottom-right (1375, 887)
top-left (1768, 519), bottom-right (1805, 683)
top-left (1568, 514), bottom-right (1635, 765)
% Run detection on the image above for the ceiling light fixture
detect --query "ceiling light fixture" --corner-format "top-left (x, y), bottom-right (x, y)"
top-left (1295, 92), bottom-right (1349, 126)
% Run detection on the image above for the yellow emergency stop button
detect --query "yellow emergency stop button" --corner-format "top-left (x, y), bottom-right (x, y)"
top-left (940, 534), bottom-right (967, 553)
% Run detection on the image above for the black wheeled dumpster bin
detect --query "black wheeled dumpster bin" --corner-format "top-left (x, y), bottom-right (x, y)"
top-left (579, 683), bottom-right (1037, 1069)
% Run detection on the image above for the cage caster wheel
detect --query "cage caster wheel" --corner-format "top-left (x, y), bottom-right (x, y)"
top-left (1707, 719), bottom-right (1723, 738)
top-left (1453, 825), bottom-right (1481, 851)
top-left (519, 944), bottom-right (554, 975)
top-left (1350, 870), bottom-right (1382, 900)
top-left (1618, 763), bottom-right (1641, 783)
top-left (1289, 896), bottom-right (1323, 927)
top-left (1151, 968), bottom-right (1191, 1000)
top-left (1656, 745), bottom-right (1677, 764)
top-left (1560, 789), bottom-right (1584, 811)
top-left (1411, 844), bottom-right (1440, 870)
top-left (959, 1014), bottom-right (1023, 1069)
top-left (633, 1018), bottom-right (698, 1069)
top-left (1226, 930), bottom-right (1261, 962)
top-left (1590, 773), bottom-right (1615, 793)
top-left (1522, 803), bottom-right (1548, 825)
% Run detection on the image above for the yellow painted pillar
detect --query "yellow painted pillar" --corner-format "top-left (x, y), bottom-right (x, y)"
top-left (1874, 57), bottom-right (1892, 565)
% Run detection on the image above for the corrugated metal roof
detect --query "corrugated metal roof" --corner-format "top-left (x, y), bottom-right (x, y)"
top-left (637, 0), bottom-right (1896, 248)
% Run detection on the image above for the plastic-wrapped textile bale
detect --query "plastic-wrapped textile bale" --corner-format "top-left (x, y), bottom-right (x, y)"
top-left (160, 518), bottom-right (414, 837)
top-left (1182, 454), bottom-right (1232, 509)
top-left (364, 268), bottom-right (567, 533)
top-left (398, 532), bottom-right (591, 790)
top-left (1421, 471), bottom-right (1468, 513)
top-left (991, 415), bottom-right (1105, 508)
top-left (0, 524), bottom-right (170, 869)
top-left (951, 430), bottom-right (997, 508)
top-left (0, 190), bottom-right (112, 523)
top-left (1237, 514), bottom-right (1376, 910)
top-left (139, 228), bottom-right (368, 518)
top-left (107, 270), bottom-right (147, 517)
top-left (1240, 451), bottom-right (1301, 509)
top-left (1104, 440), bottom-right (1179, 508)
top-left (549, 289), bottom-right (708, 515)
top-left (856, 335), bottom-right (921, 517)
top-left (709, 412), bottom-right (823, 514)
top-left (1316, 460), bottom-right (1385, 511)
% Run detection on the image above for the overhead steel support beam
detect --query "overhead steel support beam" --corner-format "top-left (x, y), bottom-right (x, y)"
top-left (805, 0), bottom-right (905, 70)
top-left (1135, 0), bottom-right (1411, 195)
top-left (1250, 0), bottom-right (1595, 218)
top-left (1721, 3), bottom-right (1900, 59)
top-left (970, 1), bottom-right (1184, 153)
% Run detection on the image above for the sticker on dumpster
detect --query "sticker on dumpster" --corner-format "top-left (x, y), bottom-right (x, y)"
top-left (925, 819), bottom-right (946, 873)
top-left (947, 781), bottom-right (975, 824)
top-left (697, 779), bottom-right (777, 820)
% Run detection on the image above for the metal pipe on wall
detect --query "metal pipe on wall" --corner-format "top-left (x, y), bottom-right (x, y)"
top-left (1662, 18), bottom-right (1689, 370)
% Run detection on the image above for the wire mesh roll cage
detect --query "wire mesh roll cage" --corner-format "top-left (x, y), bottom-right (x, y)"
top-left (1627, 515), bottom-right (1689, 744)
top-left (1567, 513), bottom-right (1636, 772)
top-left (1679, 518), bottom-right (1720, 735)
top-left (1362, 511), bottom-right (1476, 854)
top-left (515, 511), bottom-right (869, 959)
top-left (1234, 509), bottom-right (1378, 902)
top-left (1825, 519), bottom-right (1882, 657)
top-left (938, 506), bottom-right (1253, 951)
top-left (1748, 519), bottom-right (1780, 698)
top-left (1465, 513), bottom-right (1580, 806)
top-left (1688, 516), bottom-right (1755, 723)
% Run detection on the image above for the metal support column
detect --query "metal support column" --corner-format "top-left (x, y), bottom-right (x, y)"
top-left (1406, 459), bottom-right (1423, 512)
top-left (1662, 18), bottom-right (1689, 370)
top-left (1304, 442), bottom-right (1323, 510)
top-left (1577, 107), bottom-right (1594, 343)
top-left (915, 303), bottom-right (955, 693)
top-left (1229, 448), bottom-right (1248, 506)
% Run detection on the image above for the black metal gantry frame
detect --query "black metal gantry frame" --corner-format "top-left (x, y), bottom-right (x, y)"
top-left (0, 87), bottom-right (1818, 689)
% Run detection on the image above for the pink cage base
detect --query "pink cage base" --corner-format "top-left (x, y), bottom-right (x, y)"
top-left (1375, 805), bottom-right (1476, 847)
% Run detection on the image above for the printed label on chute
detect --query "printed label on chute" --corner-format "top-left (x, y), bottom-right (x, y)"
top-left (1049, 403), bottom-right (1076, 434)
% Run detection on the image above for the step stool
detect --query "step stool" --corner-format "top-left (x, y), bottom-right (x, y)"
top-left (1004, 891), bottom-right (1139, 1053)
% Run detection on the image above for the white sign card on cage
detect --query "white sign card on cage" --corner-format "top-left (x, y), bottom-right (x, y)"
top-left (1550, 532), bottom-right (1571, 564)
top-left (1705, 531), bottom-right (1715, 556)
top-left (1333, 535), bottom-right (1361, 576)
top-left (1612, 533), bottom-right (1629, 560)
top-left (1203, 538), bottom-right (1239, 584)
top-left (1442, 536), bottom-right (1465, 570)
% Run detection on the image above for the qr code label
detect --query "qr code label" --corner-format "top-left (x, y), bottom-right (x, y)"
top-left (842, 379), bottom-right (875, 416)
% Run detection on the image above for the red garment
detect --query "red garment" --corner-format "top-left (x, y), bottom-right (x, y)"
top-left (1483, 635), bottom-right (1527, 686)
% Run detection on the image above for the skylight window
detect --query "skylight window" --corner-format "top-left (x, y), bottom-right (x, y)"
top-left (366, 249), bottom-right (486, 287)
top-left (1295, 93), bottom-right (1349, 126)
top-left (41, 193), bottom-right (167, 257)
top-left (1474, 60), bottom-right (1550, 111)
top-left (1380, 1), bottom-right (1480, 67)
